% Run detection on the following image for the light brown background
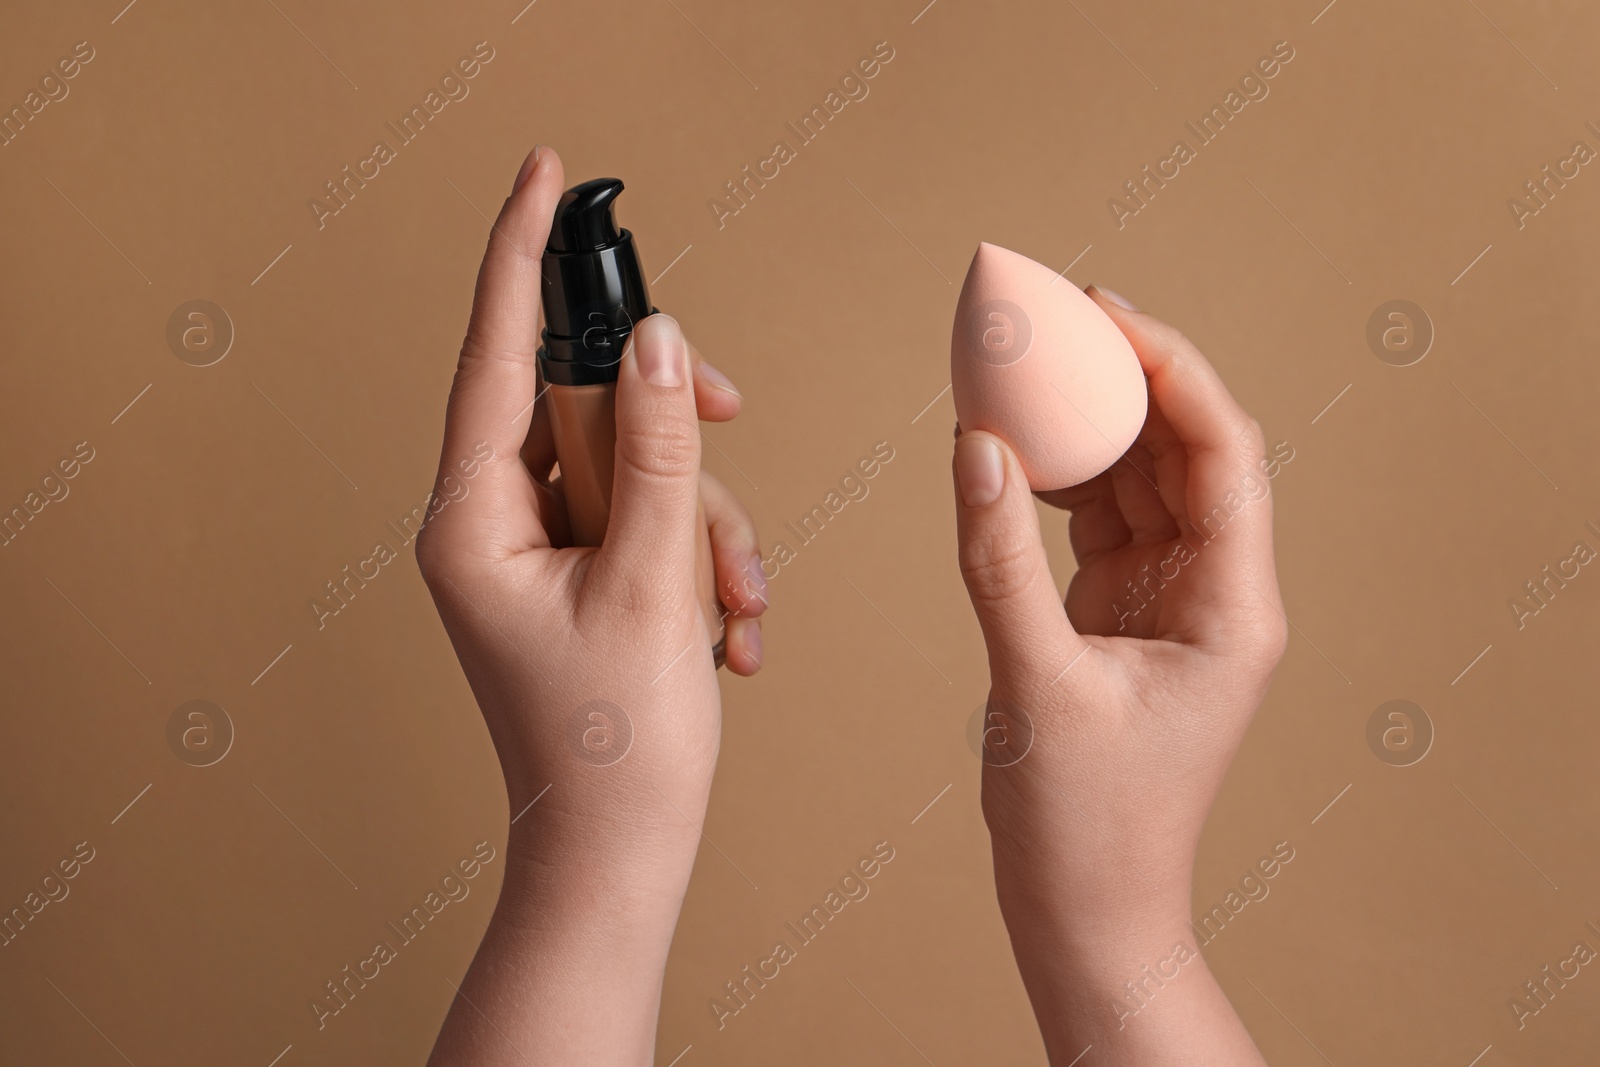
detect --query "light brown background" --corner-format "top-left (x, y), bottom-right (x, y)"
top-left (3, 0), bottom-right (1598, 1063)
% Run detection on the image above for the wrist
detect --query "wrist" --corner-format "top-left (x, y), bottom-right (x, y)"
top-left (993, 889), bottom-right (1221, 1063)
top-left (990, 850), bottom-right (1193, 965)
top-left (500, 759), bottom-right (713, 898)
top-left (982, 762), bottom-right (1195, 926)
top-left (490, 820), bottom-right (701, 969)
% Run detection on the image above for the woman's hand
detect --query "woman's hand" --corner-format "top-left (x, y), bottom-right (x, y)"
top-left (953, 287), bottom-right (1285, 1066)
top-left (419, 146), bottom-right (765, 1067)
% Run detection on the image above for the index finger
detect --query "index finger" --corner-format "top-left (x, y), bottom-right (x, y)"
top-left (429, 146), bottom-right (567, 549)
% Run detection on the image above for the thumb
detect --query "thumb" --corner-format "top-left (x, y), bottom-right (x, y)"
top-left (953, 430), bottom-right (1089, 687)
top-left (592, 313), bottom-right (703, 614)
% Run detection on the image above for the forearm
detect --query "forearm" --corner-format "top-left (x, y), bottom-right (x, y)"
top-left (991, 852), bottom-right (1266, 1067)
top-left (428, 818), bottom-right (702, 1066)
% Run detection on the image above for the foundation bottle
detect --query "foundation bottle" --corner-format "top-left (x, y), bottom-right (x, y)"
top-left (538, 178), bottom-right (726, 666)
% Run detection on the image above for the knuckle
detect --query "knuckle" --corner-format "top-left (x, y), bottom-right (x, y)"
top-left (1162, 326), bottom-right (1198, 363)
top-left (616, 410), bottom-right (700, 480)
top-left (1222, 417), bottom-right (1269, 481)
top-left (412, 512), bottom-right (490, 596)
top-left (1266, 611), bottom-right (1290, 661)
top-left (960, 527), bottom-right (1040, 605)
top-left (1235, 605), bottom-right (1289, 665)
top-left (725, 569), bottom-right (768, 616)
top-left (593, 559), bottom-right (687, 624)
top-left (1143, 323), bottom-right (1200, 380)
top-left (1239, 417), bottom-right (1268, 459)
top-left (413, 524), bottom-right (452, 588)
top-left (456, 334), bottom-right (527, 376)
top-left (487, 214), bottom-right (539, 263)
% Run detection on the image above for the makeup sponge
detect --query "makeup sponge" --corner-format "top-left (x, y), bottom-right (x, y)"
top-left (951, 243), bottom-right (1147, 491)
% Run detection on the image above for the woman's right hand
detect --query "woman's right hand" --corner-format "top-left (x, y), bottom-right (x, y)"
top-left (953, 286), bottom-right (1285, 1065)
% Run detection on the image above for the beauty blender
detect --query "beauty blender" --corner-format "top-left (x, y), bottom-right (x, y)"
top-left (951, 242), bottom-right (1147, 490)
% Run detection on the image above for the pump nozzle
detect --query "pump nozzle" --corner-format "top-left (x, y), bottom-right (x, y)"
top-left (538, 178), bottom-right (653, 385)
top-left (549, 178), bottom-right (625, 253)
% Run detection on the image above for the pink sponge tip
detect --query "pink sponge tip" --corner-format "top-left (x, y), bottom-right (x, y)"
top-left (951, 242), bottom-right (1147, 490)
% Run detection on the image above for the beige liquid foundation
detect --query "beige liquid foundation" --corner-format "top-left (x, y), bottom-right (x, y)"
top-left (538, 178), bottom-right (726, 665)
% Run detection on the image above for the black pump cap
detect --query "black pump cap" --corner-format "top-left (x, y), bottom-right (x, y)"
top-left (548, 178), bottom-right (624, 252)
top-left (538, 177), bottom-right (655, 386)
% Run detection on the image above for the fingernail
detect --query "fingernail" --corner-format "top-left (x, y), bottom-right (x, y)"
top-left (699, 359), bottom-right (741, 398)
top-left (746, 622), bottom-right (763, 666)
top-left (634, 314), bottom-right (685, 387)
top-left (745, 554), bottom-right (768, 609)
top-left (1092, 284), bottom-right (1137, 310)
top-left (955, 434), bottom-right (1004, 507)
top-left (512, 146), bottom-right (541, 193)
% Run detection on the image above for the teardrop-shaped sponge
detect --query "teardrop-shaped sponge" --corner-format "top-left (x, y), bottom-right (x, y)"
top-left (951, 243), bottom-right (1147, 491)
